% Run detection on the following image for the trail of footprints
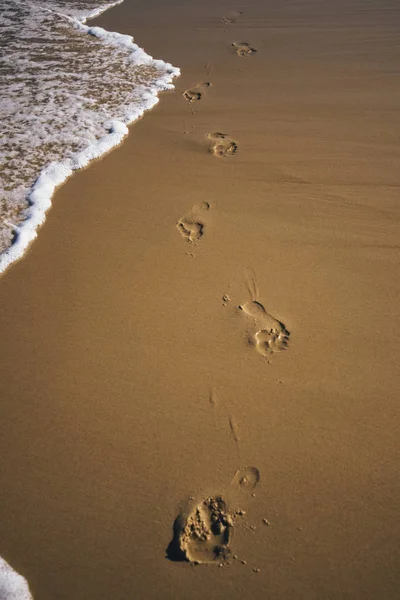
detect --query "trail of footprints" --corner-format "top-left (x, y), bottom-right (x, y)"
top-left (182, 11), bottom-right (256, 154)
top-left (171, 12), bottom-right (285, 570)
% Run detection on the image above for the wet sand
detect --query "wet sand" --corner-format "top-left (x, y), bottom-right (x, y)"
top-left (0, 0), bottom-right (399, 598)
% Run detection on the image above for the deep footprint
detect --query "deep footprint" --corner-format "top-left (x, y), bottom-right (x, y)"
top-left (232, 42), bottom-right (257, 56)
top-left (208, 132), bottom-right (238, 157)
top-left (169, 496), bottom-right (233, 564)
top-left (239, 300), bottom-right (290, 355)
top-left (183, 82), bottom-right (211, 103)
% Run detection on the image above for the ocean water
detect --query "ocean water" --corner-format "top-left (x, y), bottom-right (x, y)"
top-left (0, 0), bottom-right (180, 275)
top-left (0, 556), bottom-right (32, 600)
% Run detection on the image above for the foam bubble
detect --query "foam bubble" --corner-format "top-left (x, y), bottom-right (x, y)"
top-left (0, 556), bottom-right (32, 600)
top-left (0, 0), bottom-right (180, 275)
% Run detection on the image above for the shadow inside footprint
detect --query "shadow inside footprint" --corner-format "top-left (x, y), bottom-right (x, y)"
top-left (167, 496), bottom-right (233, 564)
top-left (208, 132), bottom-right (238, 157)
top-left (232, 42), bottom-right (257, 56)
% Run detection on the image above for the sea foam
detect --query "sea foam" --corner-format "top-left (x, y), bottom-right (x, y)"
top-left (0, 0), bottom-right (180, 275)
top-left (0, 556), bottom-right (32, 600)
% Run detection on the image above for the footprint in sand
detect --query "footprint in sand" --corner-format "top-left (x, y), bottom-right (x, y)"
top-left (177, 201), bottom-right (210, 244)
top-left (232, 42), bottom-right (257, 57)
top-left (208, 132), bottom-right (238, 158)
top-left (239, 269), bottom-right (290, 356)
top-left (239, 300), bottom-right (290, 355)
top-left (221, 11), bottom-right (243, 25)
top-left (167, 466), bottom-right (261, 565)
top-left (231, 466), bottom-right (260, 491)
top-left (168, 496), bottom-right (233, 564)
top-left (183, 81), bottom-right (211, 104)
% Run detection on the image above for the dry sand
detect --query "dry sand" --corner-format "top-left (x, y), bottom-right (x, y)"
top-left (0, 0), bottom-right (399, 598)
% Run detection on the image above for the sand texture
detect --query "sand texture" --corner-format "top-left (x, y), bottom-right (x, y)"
top-left (0, 0), bottom-right (399, 598)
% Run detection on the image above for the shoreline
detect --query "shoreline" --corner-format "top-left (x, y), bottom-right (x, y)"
top-left (0, 0), bottom-right (179, 275)
top-left (0, 0), bottom-right (399, 598)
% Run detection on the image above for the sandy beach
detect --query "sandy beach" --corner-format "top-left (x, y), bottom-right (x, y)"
top-left (0, 0), bottom-right (399, 598)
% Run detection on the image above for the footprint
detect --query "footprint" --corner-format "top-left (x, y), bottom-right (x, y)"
top-left (177, 218), bottom-right (204, 242)
top-left (239, 269), bottom-right (290, 356)
top-left (231, 466), bottom-right (260, 491)
top-left (177, 202), bottom-right (210, 244)
top-left (207, 132), bottom-right (238, 158)
top-left (221, 11), bottom-right (243, 25)
top-left (168, 465), bottom-right (261, 565)
top-left (168, 496), bottom-right (233, 564)
top-left (254, 328), bottom-right (289, 356)
top-left (239, 300), bottom-right (290, 355)
top-left (183, 82), bottom-right (211, 104)
top-left (232, 42), bottom-right (257, 57)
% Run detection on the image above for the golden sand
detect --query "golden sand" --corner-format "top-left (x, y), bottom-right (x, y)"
top-left (0, 0), bottom-right (399, 598)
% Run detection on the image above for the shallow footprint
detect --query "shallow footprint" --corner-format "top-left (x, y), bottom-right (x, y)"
top-left (232, 42), bottom-right (257, 57)
top-left (221, 11), bottom-right (243, 25)
top-left (239, 299), bottom-right (290, 355)
top-left (183, 81), bottom-right (211, 104)
top-left (231, 466), bottom-right (260, 491)
top-left (208, 132), bottom-right (238, 158)
top-left (238, 266), bottom-right (290, 357)
top-left (169, 496), bottom-right (233, 564)
top-left (177, 201), bottom-right (210, 244)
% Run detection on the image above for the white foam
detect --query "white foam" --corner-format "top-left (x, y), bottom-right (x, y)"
top-left (0, 556), bottom-right (32, 600)
top-left (78, 1), bottom-right (125, 23)
top-left (0, 0), bottom-right (180, 275)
